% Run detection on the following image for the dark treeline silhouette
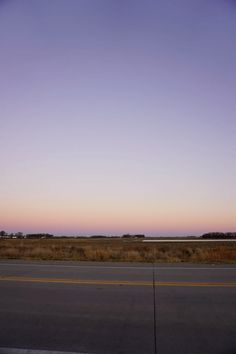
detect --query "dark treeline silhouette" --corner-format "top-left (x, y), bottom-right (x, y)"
top-left (201, 232), bottom-right (236, 239)
top-left (26, 233), bottom-right (54, 239)
top-left (1, 230), bottom-right (236, 240)
top-left (0, 231), bottom-right (54, 239)
top-left (90, 235), bottom-right (107, 238)
top-left (122, 234), bottom-right (145, 239)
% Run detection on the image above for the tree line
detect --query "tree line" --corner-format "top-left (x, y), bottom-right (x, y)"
top-left (0, 231), bottom-right (54, 239)
top-left (1, 230), bottom-right (236, 239)
top-left (201, 232), bottom-right (236, 239)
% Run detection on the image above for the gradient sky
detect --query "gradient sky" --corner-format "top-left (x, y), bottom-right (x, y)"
top-left (1, 0), bottom-right (236, 236)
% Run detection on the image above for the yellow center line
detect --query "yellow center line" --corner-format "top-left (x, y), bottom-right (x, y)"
top-left (0, 276), bottom-right (236, 287)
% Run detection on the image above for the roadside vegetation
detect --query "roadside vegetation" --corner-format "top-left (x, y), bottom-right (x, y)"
top-left (0, 238), bottom-right (235, 263)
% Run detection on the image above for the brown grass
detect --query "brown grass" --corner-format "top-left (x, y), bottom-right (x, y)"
top-left (0, 238), bottom-right (236, 263)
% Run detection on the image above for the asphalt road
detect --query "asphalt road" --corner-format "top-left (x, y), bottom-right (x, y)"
top-left (0, 260), bottom-right (235, 354)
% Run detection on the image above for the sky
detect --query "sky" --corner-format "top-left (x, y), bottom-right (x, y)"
top-left (1, 0), bottom-right (236, 236)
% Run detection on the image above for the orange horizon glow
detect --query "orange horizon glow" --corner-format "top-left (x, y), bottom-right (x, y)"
top-left (1, 201), bottom-right (235, 236)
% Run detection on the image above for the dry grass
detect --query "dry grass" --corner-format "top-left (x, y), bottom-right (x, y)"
top-left (0, 238), bottom-right (236, 263)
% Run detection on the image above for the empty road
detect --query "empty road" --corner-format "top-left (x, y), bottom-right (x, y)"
top-left (0, 260), bottom-right (235, 354)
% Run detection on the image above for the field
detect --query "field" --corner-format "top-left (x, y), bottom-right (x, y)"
top-left (0, 238), bottom-right (236, 263)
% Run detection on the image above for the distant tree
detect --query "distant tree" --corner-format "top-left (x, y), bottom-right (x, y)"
top-left (15, 232), bottom-right (24, 238)
top-left (122, 234), bottom-right (145, 239)
top-left (202, 232), bottom-right (226, 239)
top-left (225, 232), bottom-right (236, 238)
top-left (26, 233), bottom-right (54, 239)
top-left (0, 230), bottom-right (7, 237)
top-left (122, 234), bottom-right (132, 238)
top-left (90, 235), bottom-right (107, 239)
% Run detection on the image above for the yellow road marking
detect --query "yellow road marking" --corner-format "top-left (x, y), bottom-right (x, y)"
top-left (0, 276), bottom-right (236, 287)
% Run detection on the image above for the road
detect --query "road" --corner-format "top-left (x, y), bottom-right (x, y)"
top-left (0, 260), bottom-right (235, 354)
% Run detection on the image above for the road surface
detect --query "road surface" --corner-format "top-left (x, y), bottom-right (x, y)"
top-left (0, 260), bottom-right (235, 354)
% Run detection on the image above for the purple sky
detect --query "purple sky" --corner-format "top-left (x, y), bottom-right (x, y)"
top-left (1, 0), bottom-right (236, 236)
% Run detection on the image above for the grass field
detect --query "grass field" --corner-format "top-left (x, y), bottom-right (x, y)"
top-left (0, 238), bottom-right (236, 263)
